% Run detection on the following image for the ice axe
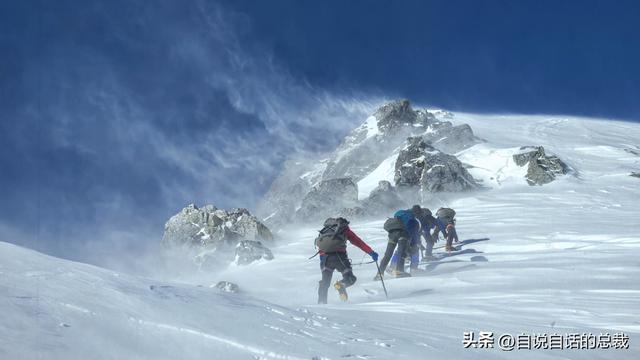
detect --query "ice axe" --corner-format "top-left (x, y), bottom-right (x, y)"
top-left (374, 260), bottom-right (389, 299)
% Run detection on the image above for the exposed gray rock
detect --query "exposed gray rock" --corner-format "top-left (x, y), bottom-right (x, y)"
top-left (630, 172), bottom-right (640, 178)
top-left (513, 146), bottom-right (569, 186)
top-left (235, 240), bottom-right (274, 265)
top-left (162, 204), bottom-right (273, 266)
top-left (230, 209), bottom-right (274, 242)
top-left (424, 122), bottom-right (480, 154)
top-left (374, 99), bottom-right (433, 133)
top-left (214, 281), bottom-right (239, 293)
top-left (421, 155), bottom-right (479, 193)
top-left (395, 137), bottom-right (427, 187)
top-left (624, 147), bottom-right (640, 156)
top-left (162, 204), bottom-right (222, 248)
top-left (360, 180), bottom-right (405, 215)
top-left (395, 137), bottom-right (479, 193)
top-left (296, 178), bottom-right (358, 223)
top-left (338, 206), bottom-right (366, 219)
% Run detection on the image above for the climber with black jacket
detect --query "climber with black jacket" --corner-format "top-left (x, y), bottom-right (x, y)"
top-left (314, 217), bottom-right (378, 304)
top-left (416, 206), bottom-right (445, 260)
top-left (433, 207), bottom-right (459, 252)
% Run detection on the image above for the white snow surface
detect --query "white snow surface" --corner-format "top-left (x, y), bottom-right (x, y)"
top-left (363, 115), bottom-right (379, 139)
top-left (2, 114), bottom-right (640, 359)
top-left (456, 144), bottom-right (529, 188)
top-left (357, 152), bottom-right (398, 200)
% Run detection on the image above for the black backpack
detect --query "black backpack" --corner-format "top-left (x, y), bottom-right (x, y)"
top-left (436, 208), bottom-right (456, 223)
top-left (383, 217), bottom-right (406, 232)
top-left (315, 218), bottom-right (349, 252)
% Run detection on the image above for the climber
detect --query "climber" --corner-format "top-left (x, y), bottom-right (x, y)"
top-left (389, 205), bottom-right (441, 272)
top-left (314, 217), bottom-right (378, 304)
top-left (433, 207), bottom-right (459, 252)
top-left (416, 207), bottom-right (445, 261)
top-left (376, 206), bottom-right (420, 279)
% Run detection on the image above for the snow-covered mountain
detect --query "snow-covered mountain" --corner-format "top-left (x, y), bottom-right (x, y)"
top-left (257, 100), bottom-right (480, 227)
top-left (257, 100), bottom-right (573, 228)
top-left (2, 111), bottom-right (640, 359)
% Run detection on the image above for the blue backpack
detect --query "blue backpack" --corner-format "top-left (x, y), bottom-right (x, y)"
top-left (394, 210), bottom-right (419, 234)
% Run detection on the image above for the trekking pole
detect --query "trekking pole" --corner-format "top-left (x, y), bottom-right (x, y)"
top-left (352, 260), bottom-right (376, 266)
top-left (374, 260), bottom-right (389, 299)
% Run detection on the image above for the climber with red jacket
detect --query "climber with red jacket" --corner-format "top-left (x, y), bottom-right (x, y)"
top-left (314, 217), bottom-right (378, 304)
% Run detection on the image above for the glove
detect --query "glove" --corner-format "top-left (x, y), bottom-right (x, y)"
top-left (369, 251), bottom-right (379, 262)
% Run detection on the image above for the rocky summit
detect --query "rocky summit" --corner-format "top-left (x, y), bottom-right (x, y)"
top-left (257, 100), bottom-right (485, 228)
top-left (320, 100), bottom-right (478, 183)
top-left (374, 99), bottom-right (433, 134)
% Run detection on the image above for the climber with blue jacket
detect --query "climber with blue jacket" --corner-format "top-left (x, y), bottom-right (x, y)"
top-left (375, 206), bottom-right (421, 279)
top-left (390, 205), bottom-right (439, 272)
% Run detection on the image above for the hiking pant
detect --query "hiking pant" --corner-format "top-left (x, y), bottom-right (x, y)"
top-left (391, 239), bottom-right (420, 270)
top-left (318, 252), bottom-right (356, 304)
top-left (445, 224), bottom-right (459, 250)
top-left (379, 230), bottom-right (409, 274)
top-left (409, 243), bottom-right (420, 269)
top-left (424, 233), bottom-right (436, 256)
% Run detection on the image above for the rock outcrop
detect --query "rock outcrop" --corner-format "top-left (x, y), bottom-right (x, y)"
top-left (214, 281), bottom-right (239, 293)
top-left (360, 180), bottom-right (405, 216)
top-left (624, 146), bottom-right (640, 156)
top-left (513, 146), bottom-right (569, 186)
top-left (235, 240), bottom-right (274, 265)
top-left (296, 178), bottom-right (359, 222)
top-left (395, 137), bottom-right (478, 193)
top-left (162, 204), bottom-right (273, 266)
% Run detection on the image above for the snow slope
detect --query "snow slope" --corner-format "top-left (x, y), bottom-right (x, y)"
top-left (357, 152), bottom-right (398, 200)
top-left (2, 114), bottom-right (640, 359)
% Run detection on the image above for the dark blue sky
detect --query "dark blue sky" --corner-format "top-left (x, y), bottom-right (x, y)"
top-left (1, 0), bottom-right (639, 263)
top-left (223, 0), bottom-right (640, 118)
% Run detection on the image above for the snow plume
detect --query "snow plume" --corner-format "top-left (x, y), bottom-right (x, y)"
top-left (0, 0), bottom-right (383, 267)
